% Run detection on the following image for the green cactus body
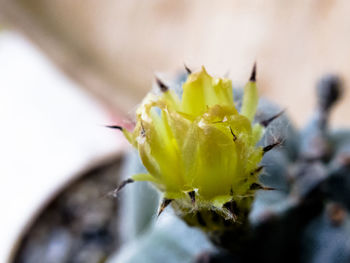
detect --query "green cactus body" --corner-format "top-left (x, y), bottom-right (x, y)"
top-left (111, 67), bottom-right (350, 263)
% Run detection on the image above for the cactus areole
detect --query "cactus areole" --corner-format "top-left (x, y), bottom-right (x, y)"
top-left (114, 65), bottom-right (278, 230)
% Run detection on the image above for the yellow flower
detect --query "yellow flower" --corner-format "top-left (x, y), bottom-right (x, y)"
top-left (114, 65), bottom-right (277, 222)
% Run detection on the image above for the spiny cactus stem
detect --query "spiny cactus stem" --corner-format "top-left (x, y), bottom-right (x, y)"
top-left (158, 198), bottom-right (173, 217)
top-left (316, 111), bottom-right (328, 131)
top-left (155, 77), bottom-right (169, 92)
top-left (300, 74), bottom-right (340, 160)
top-left (113, 178), bottom-right (134, 197)
top-left (105, 125), bottom-right (123, 131)
top-left (316, 75), bottom-right (342, 112)
top-left (260, 110), bottom-right (285, 127)
top-left (249, 62), bottom-right (257, 82)
top-left (311, 75), bottom-right (342, 132)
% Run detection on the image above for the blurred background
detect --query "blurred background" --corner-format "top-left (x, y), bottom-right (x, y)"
top-left (0, 0), bottom-right (350, 262)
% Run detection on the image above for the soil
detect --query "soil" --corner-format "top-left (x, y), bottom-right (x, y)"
top-left (12, 156), bottom-right (123, 263)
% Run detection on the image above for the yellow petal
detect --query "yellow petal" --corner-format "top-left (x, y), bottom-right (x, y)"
top-left (241, 80), bottom-right (258, 122)
top-left (181, 67), bottom-right (236, 117)
top-left (212, 78), bottom-right (234, 107)
top-left (181, 66), bottom-right (212, 116)
top-left (251, 123), bottom-right (264, 145)
top-left (141, 107), bottom-right (185, 192)
top-left (188, 120), bottom-right (238, 199)
top-left (161, 89), bottom-right (181, 111)
top-left (211, 195), bottom-right (233, 208)
top-left (132, 173), bottom-right (159, 184)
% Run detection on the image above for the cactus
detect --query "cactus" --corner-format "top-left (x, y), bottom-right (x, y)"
top-left (108, 66), bottom-right (350, 263)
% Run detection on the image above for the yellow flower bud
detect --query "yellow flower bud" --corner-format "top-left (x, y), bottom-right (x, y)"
top-left (121, 66), bottom-right (267, 224)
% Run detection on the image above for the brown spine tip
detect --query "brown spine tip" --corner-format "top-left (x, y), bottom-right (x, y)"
top-left (249, 62), bottom-right (257, 82)
top-left (263, 141), bottom-right (281, 154)
top-left (184, 64), bottom-right (192, 74)
top-left (223, 200), bottom-right (239, 221)
top-left (316, 75), bottom-right (342, 112)
top-left (326, 202), bottom-right (346, 227)
top-left (112, 178), bottom-right (134, 197)
top-left (250, 166), bottom-right (264, 176)
top-left (140, 121), bottom-right (146, 137)
top-left (157, 198), bottom-right (173, 217)
top-left (105, 125), bottom-right (123, 131)
top-left (188, 191), bottom-right (196, 205)
top-left (249, 182), bottom-right (275, 191)
top-left (155, 77), bottom-right (169, 92)
top-left (260, 110), bottom-right (285, 127)
top-left (230, 127), bottom-right (237, 141)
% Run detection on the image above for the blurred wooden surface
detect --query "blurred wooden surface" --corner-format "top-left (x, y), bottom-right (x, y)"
top-left (0, 0), bottom-right (349, 127)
